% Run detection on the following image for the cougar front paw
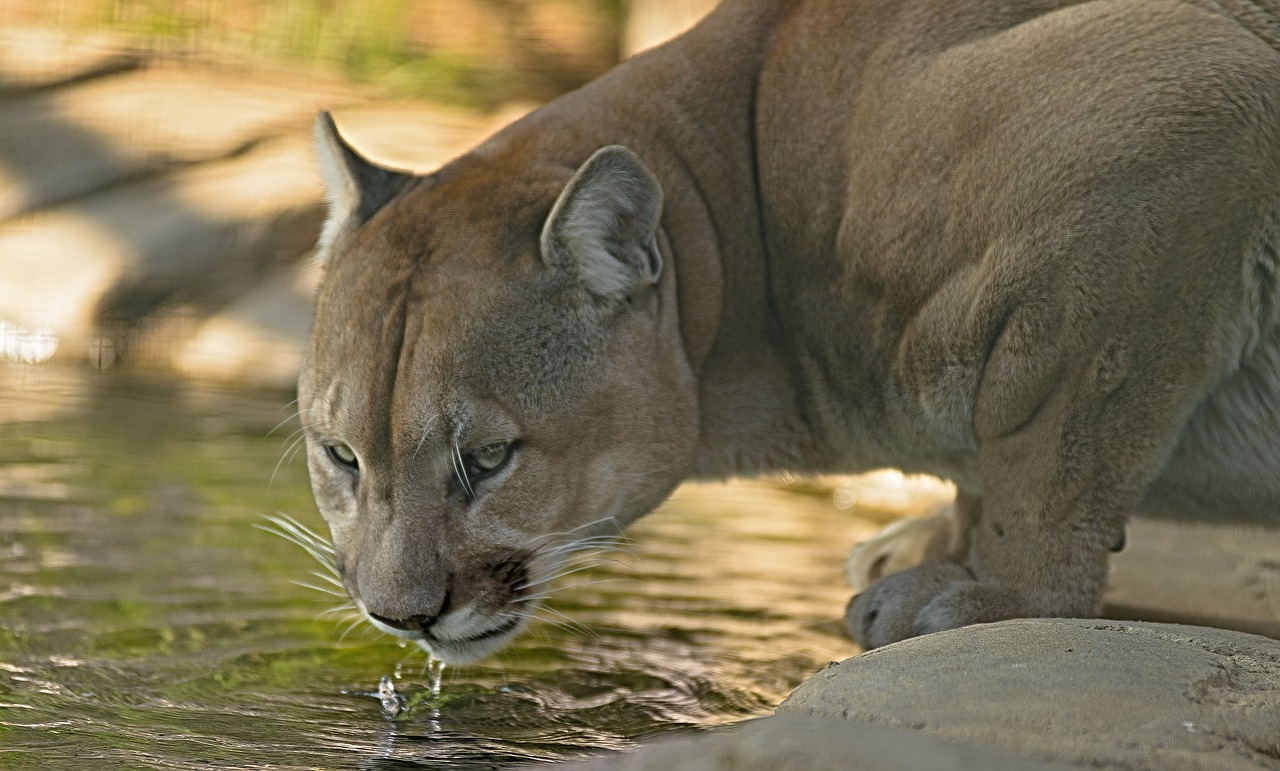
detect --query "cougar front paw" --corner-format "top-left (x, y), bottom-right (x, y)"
top-left (845, 561), bottom-right (973, 649)
top-left (845, 512), bottom-right (957, 594)
top-left (846, 561), bottom-right (1040, 649)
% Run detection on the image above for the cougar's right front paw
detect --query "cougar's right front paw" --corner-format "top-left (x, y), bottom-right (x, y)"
top-left (845, 561), bottom-right (974, 649)
top-left (845, 512), bottom-right (957, 594)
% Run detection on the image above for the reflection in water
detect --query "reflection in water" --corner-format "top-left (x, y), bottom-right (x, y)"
top-left (0, 365), bottom-right (887, 768)
top-left (0, 320), bottom-right (57, 364)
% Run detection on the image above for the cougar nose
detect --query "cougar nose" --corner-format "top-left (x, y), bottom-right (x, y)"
top-left (368, 612), bottom-right (436, 633)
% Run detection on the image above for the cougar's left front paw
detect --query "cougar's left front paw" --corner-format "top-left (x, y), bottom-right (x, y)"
top-left (845, 561), bottom-right (1030, 649)
top-left (845, 561), bottom-right (972, 649)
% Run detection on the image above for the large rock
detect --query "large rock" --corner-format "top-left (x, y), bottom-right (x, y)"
top-left (779, 619), bottom-right (1280, 769)
top-left (552, 715), bottom-right (1070, 770)
top-left (552, 620), bottom-right (1280, 770)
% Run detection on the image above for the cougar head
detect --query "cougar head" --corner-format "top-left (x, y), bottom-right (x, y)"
top-left (297, 113), bottom-right (698, 662)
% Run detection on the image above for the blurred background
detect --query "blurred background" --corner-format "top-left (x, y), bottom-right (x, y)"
top-left (0, 0), bottom-right (718, 386)
top-left (1, 3), bottom-right (1276, 768)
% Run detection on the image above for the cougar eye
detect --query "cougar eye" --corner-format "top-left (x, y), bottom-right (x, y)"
top-left (462, 441), bottom-right (513, 481)
top-left (326, 443), bottom-right (359, 471)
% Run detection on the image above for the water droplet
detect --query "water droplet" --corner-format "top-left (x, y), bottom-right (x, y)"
top-left (427, 657), bottom-right (446, 698)
top-left (378, 675), bottom-right (402, 717)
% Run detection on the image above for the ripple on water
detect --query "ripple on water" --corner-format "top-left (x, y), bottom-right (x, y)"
top-left (0, 368), bottom-right (871, 768)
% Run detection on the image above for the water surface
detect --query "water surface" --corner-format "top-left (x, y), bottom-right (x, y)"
top-left (0, 365), bottom-right (884, 769)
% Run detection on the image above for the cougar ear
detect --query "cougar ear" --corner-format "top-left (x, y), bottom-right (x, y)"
top-left (313, 110), bottom-right (415, 263)
top-left (540, 145), bottom-right (664, 298)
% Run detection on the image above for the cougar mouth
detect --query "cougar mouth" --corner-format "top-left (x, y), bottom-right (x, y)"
top-left (357, 597), bottom-right (530, 663)
top-left (428, 615), bottom-right (521, 645)
top-left (418, 614), bottom-right (527, 664)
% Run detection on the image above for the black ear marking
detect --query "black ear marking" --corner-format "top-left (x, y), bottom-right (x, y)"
top-left (313, 110), bottom-right (416, 261)
top-left (315, 111), bottom-right (415, 221)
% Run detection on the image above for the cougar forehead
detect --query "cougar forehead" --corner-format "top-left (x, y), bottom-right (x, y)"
top-left (306, 160), bottom-right (563, 393)
top-left (305, 188), bottom-right (612, 444)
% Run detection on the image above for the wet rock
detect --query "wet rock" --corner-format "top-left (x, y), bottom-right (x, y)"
top-left (778, 619), bottom-right (1280, 770)
top-left (551, 715), bottom-right (1070, 770)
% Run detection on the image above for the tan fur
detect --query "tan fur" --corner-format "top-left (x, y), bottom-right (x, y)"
top-left (301, 0), bottom-right (1280, 660)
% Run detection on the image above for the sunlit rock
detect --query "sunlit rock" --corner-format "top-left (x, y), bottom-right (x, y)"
top-left (173, 260), bottom-right (320, 389)
top-left (547, 715), bottom-right (1069, 770)
top-left (0, 137), bottom-right (323, 363)
top-left (779, 619), bottom-right (1280, 769)
top-left (0, 27), bottom-right (139, 95)
top-left (0, 65), bottom-right (352, 219)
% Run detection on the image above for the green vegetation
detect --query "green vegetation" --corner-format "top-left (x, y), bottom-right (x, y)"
top-left (14, 0), bottom-right (626, 108)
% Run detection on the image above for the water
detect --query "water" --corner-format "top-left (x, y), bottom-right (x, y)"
top-left (0, 365), bottom-right (889, 769)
